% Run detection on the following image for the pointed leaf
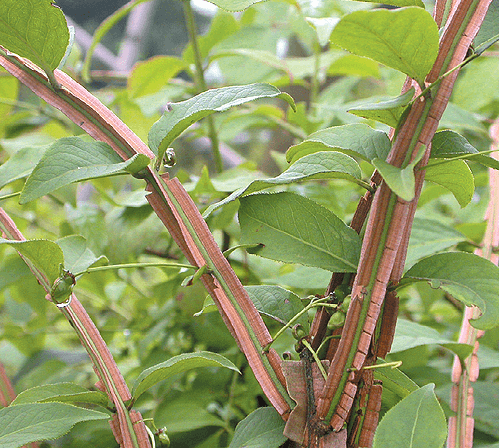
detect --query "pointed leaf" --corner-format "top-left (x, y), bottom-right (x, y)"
top-left (306, 18), bottom-right (339, 47)
top-left (424, 159), bottom-right (474, 207)
top-left (0, 402), bottom-right (109, 448)
top-left (204, 0), bottom-right (266, 11)
top-left (348, 88), bottom-right (415, 128)
top-left (330, 7), bottom-right (439, 85)
top-left (20, 137), bottom-right (150, 204)
top-left (373, 384), bottom-right (447, 448)
top-left (0, 0), bottom-right (69, 75)
top-left (245, 285), bottom-right (309, 330)
top-left (0, 145), bottom-right (48, 190)
top-left (132, 351), bottom-right (240, 400)
top-left (286, 124), bottom-right (391, 164)
top-left (374, 364), bottom-right (418, 410)
top-left (403, 252), bottom-right (499, 330)
top-left (431, 130), bottom-right (499, 170)
top-left (239, 192), bottom-right (361, 272)
top-left (57, 235), bottom-right (108, 275)
top-left (0, 238), bottom-right (64, 285)
top-left (229, 407), bottom-right (287, 448)
top-left (148, 83), bottom-right (296, 160)
top-left (11, 383), bottom-right (108, 408)
top-left (204, 151), bottom-right (362, 216)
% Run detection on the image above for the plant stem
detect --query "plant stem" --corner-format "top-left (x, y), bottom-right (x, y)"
top-left (73, 261), bottom-right (196, 277)
top-left (182, 0), bottom-right (223, 173)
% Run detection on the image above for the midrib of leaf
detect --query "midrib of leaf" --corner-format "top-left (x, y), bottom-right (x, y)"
top-left (409, 389), bottom-right (426, 448)
top-left (246, 213), bottom-right (357, 269)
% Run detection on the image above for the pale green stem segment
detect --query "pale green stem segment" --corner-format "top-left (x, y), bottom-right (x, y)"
top-left (301, 339), bottom-right (328, 381)
top-left (351, 360), bottom-right (402, 372)
top-left (73, 261), bottom-right (196, 277)
top-left (0, 192), bottom-right (21, 201)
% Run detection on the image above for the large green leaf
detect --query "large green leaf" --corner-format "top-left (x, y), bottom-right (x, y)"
top-left (132, 351), bottom-right (240, 400)
top-left (11, 383), bottom-right (108, 408)
top-left (431, 130), bottom-right (499, 170)
top-left (228, 407), bottom-right (287, 448)
top-left (56, 235), bottom-right (108, 275)
top-left (0, 238), bottom-right (64, 286)
top-left (0, 146), bottom-right (47, 190)
top-left (391, 319), bottom-right (473, 361)
top-left (373, 384), bottom-right (447, 448)
top-left (424, 159), bottom-right (474, 207)
top-left (204, 151), bottom-right (362, 216)
top-left (0, 402), bottom-right (109, 448)
top-left (348, 88), bottom-right (415, 128)
top-left (0, 0), bottom-right (69, 77)
top-left (239, 192), bottom-right (361, 272)
top-left (245, 285), bottom-right (309, 331)
top-left (374, 363), bottom-right (418, 410)
top-left (402, 252), bottom-right (499, 330)
top-left (286, 124), bottom-right (391, 164)
top-left (330, 7), bottom-right (439, 85)
top-left (20, 137), bottom-right (150, 204)
top-left (473, 381), bottom-right (499, 438)
top-left (148, 84), bottom-right (296, 162)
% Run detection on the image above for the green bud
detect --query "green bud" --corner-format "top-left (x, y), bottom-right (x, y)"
top-left (327, 311), bottom-right (346, 330)
top-left (340, 294), bottom-right (352, 313)
top-left (50, 269), bottom-right (75, 305)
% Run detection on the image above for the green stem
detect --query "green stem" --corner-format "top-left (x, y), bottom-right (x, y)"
top-left (310, 40), bottom-right (321, 115)
top-left (73, 261), bottom-right (196, 277)
top-left (301, 339), bottom-right (328, 381)
top-left (0, 192), bottom-right (21, 201)
top-left (182, 0), bottom-right (223, 173)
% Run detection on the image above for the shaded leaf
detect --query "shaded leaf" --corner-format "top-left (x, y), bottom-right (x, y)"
top-left (374, 363), bottom-right (418, 410)
top-left (327, 54), bottom-right (381, 78)
top-left (348, 88), bottom-right (415, 128)
top-left (373, 384), bottom-right (447, 448)
top-left (424, 159), bottom-right (474, 207)
top-left (132, 351), bottom-right (240, 400)
top-left (204, 0), bottom-right (266, 11)
top-left (286, 124), bottom-right (391, 164)
top-left (245, 285), bottom-right (309, 330)
top-left (330, 7), bottom-right (439, 85)
top-left (56, 235), bottom-right (108, 275)
top-left (402, 252), bottom-right (499, 330)
top-left (0, 238), bottom-right (64, 286)
top-left (229, 407), bottom-right (287, 448)
top-left (354, 0), bottom-right (424, 6)
top-left (474, 381), bottom-right (499, 438)
top-left (0, 402), bottom-right (109, 448)
top-left (239, 192), bottom-right (361, 272)
top-left (148, 84), bottom-right (296, 162)
top-left (0, 146), bottom-right (47, 189)
top-left (391, 319), bottom-right (473, 361)
top-left (204, 151), bottom-right (362, 216)
top-left (20, 137), bottom-right (150, 204)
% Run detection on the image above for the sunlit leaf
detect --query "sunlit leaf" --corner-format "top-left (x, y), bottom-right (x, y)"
top-left (57, 235), bottom-right (108, 275)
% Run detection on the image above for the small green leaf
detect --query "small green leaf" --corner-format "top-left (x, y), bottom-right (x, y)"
top-left (306, 18), bottom-right (339, 47)
top-left (431, 130), bottom-right (499, 170)
top-left (132, 351), bottom-right (240, 400)
top-left (229, 407), bottom-right (287, 448)
top-left (348, 88), bottom-right (415, 128)
top-left (20, 137), bottom-right (150, 204)
top-left (0, 0), bottom-right (69, 80)
top-left (286, 124), bottom-right (391, 164)
top-left (373, 384), bottom-right (447, 448)
top-left (372, 145), bottom-right (425, 202)
top-left (203, 0), bottom-right (266, 11)
top-left (56, 235), bottom-right (108, 275)
top-left (0, 402), bottom-right (109, 448)
top-left (148, 84), bottom-right (295, 157)
top-left (0, 238), bottom-right (64, 286)
top-left (402, 252), bottom-right (499, 330)
top-left (245, 285), bottom-right (309, 330)
top-left (391, 319), bottom-right (473, 361)
top-left (330, 7), bottom-right (439, 85)
top-left (11, 383), bottom-right (108, 408)
top-left (204, 151), bottom-right (362, 216)
top-left (0, 146), bottom-right (47, 190)
top-left (239, 192), bottom-right (361, 272)
top-left (424, 159), bottom-right (474, 207)
top-left (327, 54), bottom-right (381, 78)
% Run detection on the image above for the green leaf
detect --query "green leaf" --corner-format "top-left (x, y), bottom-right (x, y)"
top-left (424, 159), bottom-right (474, 207)
top-left (0, 238), bottom-right (64, 286)
top-left (431, 130), bottom-right (499, 170)
top-left (0, 402), bottom-right (109, 448)
top-left (372, 145), bottom-right (425, 201)
top-left (403, 252), bottom-right (499, 330)
top-left (348, 88), bottom-right (415, 128)
top-left (0, 0), bottom-right (69, 79)
top-left (305, 17), bottom-right (339, 47)
top-left (228, 407), bottom-right (287, 448)
top-left (373, 384), bottom-right (447, 448)
top-left (132, 351), bottom-right (240, 400)
top-left (374, 363), bottom-right (418, 410)
top-left (203, 0), bottom-right (266, 11)
top-left (11, 383), bottom-right (108, 408)
top-left (245, 285), bottom-right (309, 330)
top-left (406, 218), bottom-right (466, 268)
top-left (204, 151), bottom-right (362, 216)
top-left (128, 56), bottom-right (186, 98)
top-left (0, 146), bottom-right (47, 190)
top-left (355, 0), bottom-right (424, 6)
top-left (148, 83), bottom-right (296, 161)
top-left (391, 319), bottom-right (473, 361)
top-left (20, 137), bottom-right (150, 204)
top-left (56, 235), bottom-right (108, 275)
top-left (239, 192), bottom-right (361, 272)
top-left (286, 124), bottom-right (391, 164)
top-left (473, 381), bottom-right (499, 438)
top-left (330, 7), bottom-right (439, 85)
top-left (327, 54), bottom-right (381, 78)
